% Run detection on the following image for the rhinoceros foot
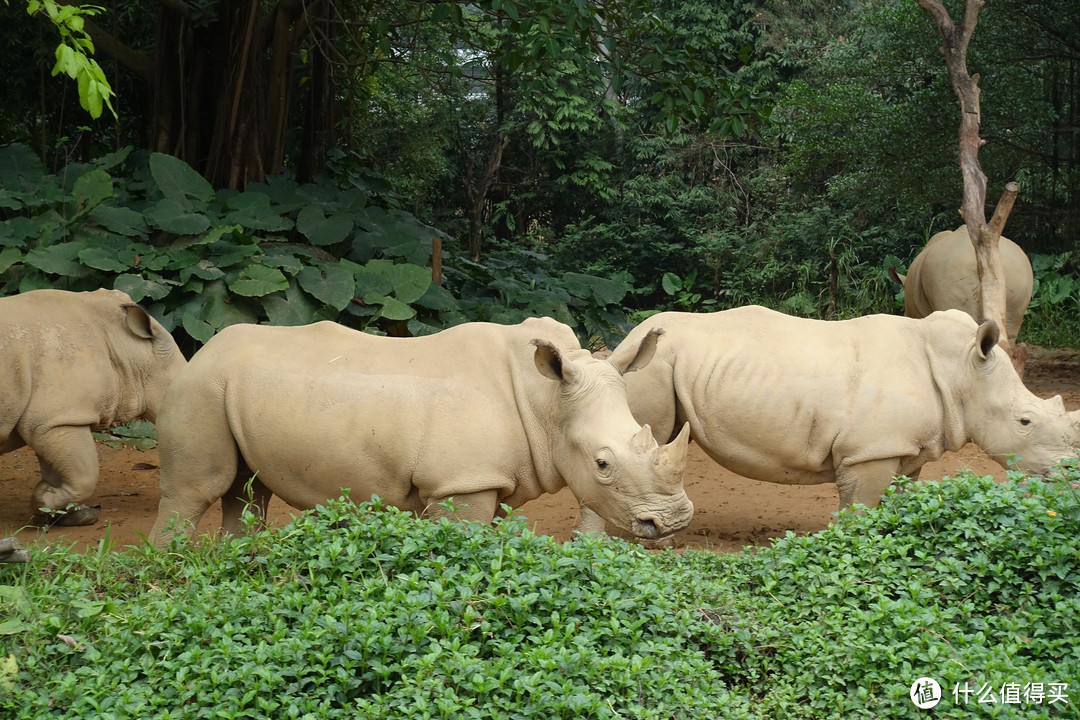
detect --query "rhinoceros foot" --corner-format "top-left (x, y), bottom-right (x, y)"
top-left (0, 537), bottom-right (30, 563)
top-left (50, 505), bottom-right (100, 526)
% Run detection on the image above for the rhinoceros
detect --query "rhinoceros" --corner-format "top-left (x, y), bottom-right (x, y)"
top-left (605, 306), bottom-right (1079, 513)
top-left (148, 317), bottom-right (692, 544)
top-left (1, 288), bottom-right (187, 525)
top-left (893, 225), bottom-right (1033, 374)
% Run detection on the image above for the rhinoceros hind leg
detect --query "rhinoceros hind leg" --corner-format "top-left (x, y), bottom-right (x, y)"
top-left (423, 489), bottom-right (500, 524)
top-left (835, 458), bottom-right (901, 510)
top-left (220, 471), bottom-right (272, 536)
top-left (29, 426), bottom-right (101, 523)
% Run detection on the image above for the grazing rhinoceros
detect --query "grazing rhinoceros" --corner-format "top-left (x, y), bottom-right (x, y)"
top-left (892, 225), bottom-right (1033, 374)
top-left (605, 306), bottom-right (1079, 514)
top-left (1, 288), bottom-right (186, 525)
top-left (148, 317), bottom-right (692, 544)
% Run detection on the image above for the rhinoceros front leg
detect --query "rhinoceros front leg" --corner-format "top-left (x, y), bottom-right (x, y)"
top-left (834, 458), bottom-right (902, 510)
top-left (422, 489), bottom-right (500, 524)
top-left (573, 504), bottom-right (607, 535)
top-left (29, 425), bottom-right (101, 526)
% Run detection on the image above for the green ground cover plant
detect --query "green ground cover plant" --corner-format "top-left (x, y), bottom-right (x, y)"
top-left (3, 464), bottom-right (1078, 718)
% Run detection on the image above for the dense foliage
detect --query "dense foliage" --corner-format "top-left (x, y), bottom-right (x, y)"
top-left (3, 0), bottom-right (1079, 342)
top-left (0, 142), bottom-right (633, 350)
top-left (2, 465), bottom-right (1078, 718)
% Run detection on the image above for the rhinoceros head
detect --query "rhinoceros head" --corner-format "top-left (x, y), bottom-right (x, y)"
top-left (531, 330), bottom-right (693, 540)
top-left (119, 301), bottom-right (188, 423)
top-left (963, 319), bottom-right (1079, 473)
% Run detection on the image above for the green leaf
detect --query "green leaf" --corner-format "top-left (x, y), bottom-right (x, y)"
top-left (145, 197), bottom-right (212, 235)
top-left (113, 273), bottom-right (171, 302)
top-left (0, 619), bottom-right (32, 636)
top-left (224, 191), bottom-right (293, 232)
top-left (24, 243), bottom-right (89, 277)
top-left (263, 281), bottom-right (322, 326)
top-left (297, 206), bottom-right (354, 247)
top-left (201, 280), bottom-right (260, 329)
top-left (149, 153), bottom-right (214, 203)
top-left (0, 247), bottom-right (22, 274)
top-left (180, 309), bottom-right (215, 343)
top-left (78, 246), bottom-right (130, 272)
top-left (561, 272), bottom-right (629, 305)
top-left (384, 262), bottom-right (432, 304)
top-left (72, 168), bottom-right (113, 212)
top-left (363, 292), bottom-right (416, 321)
top-left (296, 263), bottom-right (356, 310)
top-left (0, 217), bottom-right (35, 247)
top-left (89, 205), bottom-right (148, 236)
top-left (229, 264), bottom-right (290, 297)
top-left (661, 272), bottom-right (681, 296)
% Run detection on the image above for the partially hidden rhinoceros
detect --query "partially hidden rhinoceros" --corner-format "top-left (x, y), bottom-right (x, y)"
top-left (1, 288), bottom-right (187, 525)
top-left (604, 306), bottom-right (1079, 515)
top-left (893, 225), bottom-right (1034, 374)
top-left (148, 317), bottom-right (692, 544)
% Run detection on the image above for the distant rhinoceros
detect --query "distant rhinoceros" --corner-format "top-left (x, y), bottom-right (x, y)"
top-left (892, 225), bottom-right (1033, 374)
top-left (606, 306), bottom-right (1079, 512)
top-left (1, 289), bottom-right (187, 525)
top-left (149, 317), bottom-right (692, 544)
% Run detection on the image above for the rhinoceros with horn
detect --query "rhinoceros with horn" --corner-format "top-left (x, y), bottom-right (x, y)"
top-left (1, 289), bottom-right (186, 525)
top-left (149, 317), bottom-right (692, 544)
top-left (604, 306), bottom-right (1078, 515)
top-left (891, 225), bottom-right (1034, 374)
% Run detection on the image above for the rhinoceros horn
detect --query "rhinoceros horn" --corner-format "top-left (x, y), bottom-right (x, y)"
top-left (654, 422), bottom-right (690, 480)
top-left (630, 424), bottom-right (660, 454)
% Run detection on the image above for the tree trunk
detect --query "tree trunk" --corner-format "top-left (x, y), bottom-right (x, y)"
top-left (79, 0), bottom-right (324, 189)
top-left (917, 0), bottom-right (1014, 355)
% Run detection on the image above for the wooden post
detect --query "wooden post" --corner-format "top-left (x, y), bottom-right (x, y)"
top-left (432, 237), bottom-right (442, 286)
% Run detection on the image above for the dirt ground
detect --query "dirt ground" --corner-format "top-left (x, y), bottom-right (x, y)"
top-left (4, 346), bottom-right (1080, 556)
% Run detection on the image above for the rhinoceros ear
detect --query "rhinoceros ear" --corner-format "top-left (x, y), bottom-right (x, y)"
top-left (123, 303), bottom-right (155, 341)
top-left (611, 327), bottom-right (663, 374)
top-left (532, 339), bottom-right (583, 384)
top-left (976, 320), bottom-right (1001, 360)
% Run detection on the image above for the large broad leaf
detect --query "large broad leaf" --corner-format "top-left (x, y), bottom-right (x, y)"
top-left (145, 197), bottom-right (212, 235)
top-left (351, 207), bottom-right (441, 265)
top-left (0, 143), bottom-right (46, 191)
top-left (72, 169), bottom-right (114, 213)
top-left (224, 191), bottom-right (293, 232)
top-left (79, 246), bottom-right (131, 272)
top-left (561, 272), bottom-right (630, 306)
top-left (149, 153), bottom-right (214, 203)
top-left (0, 217), bottom-right (34, 247)
top-left (363, 292), bottom-right (416, 321)
top-left (114, 273), bottom-right (171, 302)
top-left (364, 258), bottom-right (432, 304)
top-left (89, 204), bottom-right (148, 236)
top-left (180, 308), bottom-right (215, 343)
top-left (297, 205), bottom-right (354, 247)
top-left (229, 264), bottom-right (290, 297)
top-left (0, 247), bottom-right (22, 273)
top-left (201, 279), bottom-right (261, 330)
top-left (297, 263), bottom-right (356, 310)
top-left (263, 280), bottom-right (322, 326)
top-left (24, 243), bottom-right (89, 277)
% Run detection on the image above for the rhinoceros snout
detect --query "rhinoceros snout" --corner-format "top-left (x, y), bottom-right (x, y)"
top-left (632, 504), bottom-right (692, 540)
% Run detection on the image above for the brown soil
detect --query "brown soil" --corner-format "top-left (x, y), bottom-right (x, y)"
top-left (4, 346), bottom-right (1080, 555)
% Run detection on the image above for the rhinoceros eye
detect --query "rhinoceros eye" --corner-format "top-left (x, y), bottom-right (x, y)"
top-left (1020, 417), bottom-right (1032, 427)
top-left (596, 459), bottom-right (609, 470)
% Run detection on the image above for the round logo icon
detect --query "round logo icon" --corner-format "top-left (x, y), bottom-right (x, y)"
top-left (910, 677), bottom-right (942, 709)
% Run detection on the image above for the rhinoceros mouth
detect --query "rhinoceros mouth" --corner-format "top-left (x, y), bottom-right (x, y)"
top-left (631, 515), bottom-right (689, 540)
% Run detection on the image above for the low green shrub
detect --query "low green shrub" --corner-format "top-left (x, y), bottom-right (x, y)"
top-left (2, 465), bottom-right (1077, 718)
